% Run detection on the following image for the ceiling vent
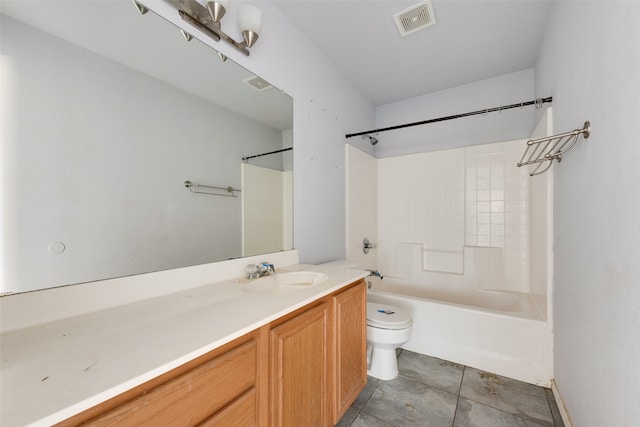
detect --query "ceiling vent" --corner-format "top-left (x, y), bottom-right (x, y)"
top-left (243, 75), bottom-right (272, 92)
top-left (393, 1), bottom-right (437, 37)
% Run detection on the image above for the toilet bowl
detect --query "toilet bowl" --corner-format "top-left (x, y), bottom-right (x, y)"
top-left (366, 302), bottom-right (412, 380)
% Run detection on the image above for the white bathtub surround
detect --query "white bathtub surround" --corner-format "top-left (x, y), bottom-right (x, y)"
top-left (0, 254), bottom-right (367, 426)
top-left (369, 278), bottom-right (543, 320)
top-left (375, 138), bottom-right (552, 385)
top-left (377, 138), bottom-right (544, 296)
top-left (367, 278), bottom-right (551, 386)
top-left (345, 110), bottom-right (554, 387)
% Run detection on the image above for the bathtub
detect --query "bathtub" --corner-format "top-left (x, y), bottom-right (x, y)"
top-left (366, 278), bottom-right (553, 386)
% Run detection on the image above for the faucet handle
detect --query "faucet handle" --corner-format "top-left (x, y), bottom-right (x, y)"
top-left (261, 262), bottom-right (276, 273)
top-left (245, 264), bottom-right (259, 279)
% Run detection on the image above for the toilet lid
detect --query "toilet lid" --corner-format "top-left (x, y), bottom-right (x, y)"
top-left (366, 302), bottom-right (412, 330)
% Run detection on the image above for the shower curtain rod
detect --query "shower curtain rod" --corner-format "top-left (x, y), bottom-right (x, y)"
top-left (242, 147), bottom-right (292, 161)
top-left (345, 96), bottom-right (553, 139)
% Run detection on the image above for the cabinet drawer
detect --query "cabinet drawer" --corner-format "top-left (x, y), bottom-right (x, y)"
top-left (85, 339), bottom-right (257, 426)
top-left (200, 388), bottom-right (256, 427)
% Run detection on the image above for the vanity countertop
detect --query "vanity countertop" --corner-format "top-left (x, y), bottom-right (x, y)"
top-left (0, 263), bottom-right (367, 426)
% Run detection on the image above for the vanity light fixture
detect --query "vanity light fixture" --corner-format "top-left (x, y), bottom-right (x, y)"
top-left (162, 0), bottom-right (263, 56)
top-left (238, 5), bottom-right (262, 48)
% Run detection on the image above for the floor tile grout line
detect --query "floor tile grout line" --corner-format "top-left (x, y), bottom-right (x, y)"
top-left (348, 377), bottom-right (383, 426)
top-left (361, 378), bottom-right (381, 408)
top-left (449, 365), bottom-right (466, 427)
top-left (457, 365), bottom-right (466, 395)
top-left (451, 392), bottom-right (462, 427)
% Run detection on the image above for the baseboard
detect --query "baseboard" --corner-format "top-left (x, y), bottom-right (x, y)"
top-left (551, 379), bottom-right (573, 427)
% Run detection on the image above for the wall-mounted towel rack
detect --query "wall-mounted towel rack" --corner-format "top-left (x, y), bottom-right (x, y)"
top-left (517, 121), bottom-right (591, 176)
top-left (184, 180), bottom-right (241, 197)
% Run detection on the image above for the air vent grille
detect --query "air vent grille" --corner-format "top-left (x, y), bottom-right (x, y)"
top-left (393, 1), bottom-right (437, 37)
top-left (243, 75), bottom-right (272, 92)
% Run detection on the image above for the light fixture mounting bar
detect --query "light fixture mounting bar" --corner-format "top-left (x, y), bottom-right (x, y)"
top-left (169, 0), bottom-right (250, 56)
top-left (178, 10), bottom-right (220, 41)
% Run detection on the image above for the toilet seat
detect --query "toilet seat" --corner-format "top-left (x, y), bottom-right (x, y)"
top-left (366, 302), bottom-right (412, 330)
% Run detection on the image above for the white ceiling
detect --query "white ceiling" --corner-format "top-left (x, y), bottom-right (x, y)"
top-left (272, 0), bottom-right (553, 106)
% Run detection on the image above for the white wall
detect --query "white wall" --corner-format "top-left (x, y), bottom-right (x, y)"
top-left (0, 15), bottom-right (283, 293)
top-left (142, 1), bottom-right (375, 265)
top-left (535, 2), bottom-right (640, 425)
top-left (375, 69), bottom-right (536, 158)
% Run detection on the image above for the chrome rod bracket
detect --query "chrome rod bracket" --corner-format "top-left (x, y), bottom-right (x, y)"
top-left (582, 121), bottom-right (591, 139)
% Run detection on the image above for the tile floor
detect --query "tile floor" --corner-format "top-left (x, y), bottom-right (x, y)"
top-left (338, 350), bottom-right (564, 427)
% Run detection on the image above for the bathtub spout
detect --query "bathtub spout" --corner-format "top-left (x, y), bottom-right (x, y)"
top-left (366, 269), bottom-right (384, 280)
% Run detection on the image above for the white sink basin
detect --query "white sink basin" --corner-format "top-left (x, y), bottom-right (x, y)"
top-left (241, 271), bottom-right (328, 294)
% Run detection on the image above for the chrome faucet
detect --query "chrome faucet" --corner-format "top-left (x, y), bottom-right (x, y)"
top-left (366, 269), bottom-right (384, 280)
top-left (246, 262), bottom-right (276, 279)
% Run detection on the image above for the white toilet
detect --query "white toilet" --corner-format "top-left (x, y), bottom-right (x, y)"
top-left (366, 302), bottom-right (413, 380)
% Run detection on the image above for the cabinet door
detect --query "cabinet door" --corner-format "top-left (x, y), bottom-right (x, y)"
top-left (332, 281), bottom-right (367, 423)
top-left (270, 302), bottom-right (329, 427)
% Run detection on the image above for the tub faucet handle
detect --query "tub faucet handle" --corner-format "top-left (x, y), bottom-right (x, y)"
top-left (366, 269), bottom-right (383, 280)
top-left (363, 237), bottom-right (377, 254)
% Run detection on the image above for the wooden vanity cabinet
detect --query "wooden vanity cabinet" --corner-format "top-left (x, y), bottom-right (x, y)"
top-left (331, 280), bottom-right (367, 423)
top-left (268, 279), bottom-right (366, 427)
top-left (58, 279), bottom-right (366, 427)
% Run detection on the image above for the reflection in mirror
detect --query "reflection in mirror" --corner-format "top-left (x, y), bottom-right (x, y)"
top-left (0, 1), bottom-right (293, 294)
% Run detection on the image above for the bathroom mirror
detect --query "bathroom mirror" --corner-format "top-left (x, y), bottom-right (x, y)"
top-left (0, 1), bottom-right (294, 294)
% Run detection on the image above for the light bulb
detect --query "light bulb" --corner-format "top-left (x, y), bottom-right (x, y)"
top-left (238, 5), bottom-right (262, 47)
